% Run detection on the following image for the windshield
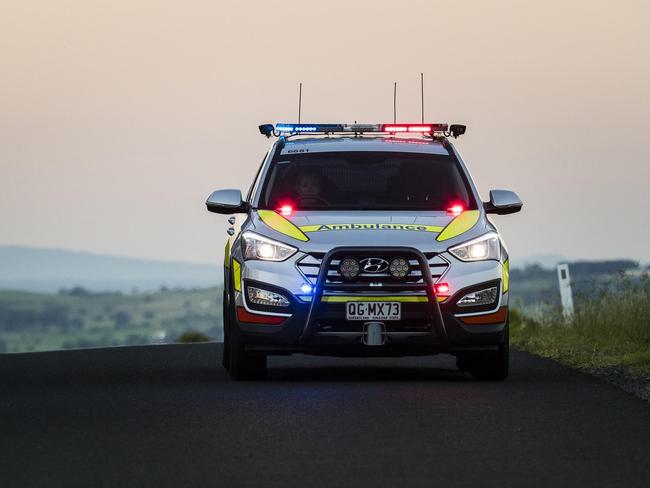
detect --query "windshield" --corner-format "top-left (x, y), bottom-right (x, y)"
top-left (258, 151), bottom-right (476, 211)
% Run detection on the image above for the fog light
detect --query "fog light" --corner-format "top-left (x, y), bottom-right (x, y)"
top-left (339, 257), bottom-right (360, 280)
top-left (247, 286), bottom-right (290, 307)
top-left (457, 286), bottom-right (498, 307)
top-left (389, 257), bottom-right (410, 278)
top-left (300, 283), bottom-right (313, 294)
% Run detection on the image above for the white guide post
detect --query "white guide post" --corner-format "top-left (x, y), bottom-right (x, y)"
top-left (557, 263), bottom-right (574, 320)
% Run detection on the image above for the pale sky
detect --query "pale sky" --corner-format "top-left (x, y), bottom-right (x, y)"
top-left (1, 0), bottom-right (649, 265)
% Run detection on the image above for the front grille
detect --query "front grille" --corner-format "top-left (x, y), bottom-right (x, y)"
top-left (297, 252), bottom-right (448, 285)
top-left (297, 247), bottom-right (449, 346)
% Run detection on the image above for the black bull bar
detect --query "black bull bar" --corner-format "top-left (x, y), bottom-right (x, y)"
top-left (298, 247), bottom-right (449, 346)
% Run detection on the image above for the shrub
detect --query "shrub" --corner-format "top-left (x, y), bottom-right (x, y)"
top-left (177, 330), bottom-right (211, 343)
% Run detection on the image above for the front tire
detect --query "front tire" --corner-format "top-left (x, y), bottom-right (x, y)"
top-left (229, 323), bottom-right (267, 380)
top-left (469, 320), bottom-right (509, 381)
top-left (222, 290), bottom-right (231, 371)
top-left (224, 287), bottom-right (267, 380)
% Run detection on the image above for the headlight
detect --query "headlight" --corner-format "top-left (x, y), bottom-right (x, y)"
top-left (449, 232), bottom-right (500, 262)
top-left (242, 231), bottom-right (297, 261)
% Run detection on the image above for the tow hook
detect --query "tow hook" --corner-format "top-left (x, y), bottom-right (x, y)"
top-left (363, 322), bottom-right (386, 346)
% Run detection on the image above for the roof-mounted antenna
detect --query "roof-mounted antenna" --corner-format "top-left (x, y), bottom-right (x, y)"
top-left (393, 82), bottom-right (397, 123)
top-left (298, 82), bottom-right (302, 124)
top-left (420, 73), bottom-right (425, 123)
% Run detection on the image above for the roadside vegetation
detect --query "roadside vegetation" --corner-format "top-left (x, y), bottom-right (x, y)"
top-left (511, 274), bottom-right (650, 374)
top-left (0, 287), bottom-right (222, 353)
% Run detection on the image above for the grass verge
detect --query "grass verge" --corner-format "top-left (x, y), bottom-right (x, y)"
top-left (510, 278), bottom-right (650, 375)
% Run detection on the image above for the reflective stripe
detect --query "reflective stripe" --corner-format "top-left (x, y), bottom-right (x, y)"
top-left (236, 306), bottom-right (286, 325)
top-left (502, 259), bottom-right (509, 294)
top-left (224, 240), bottom-right (230, 269)
top-left (459, 306), bottom-right (507, 325)
top-left (232, 259), bottom-right (241, 292)
top-left (321, 295), bottom-right (430, 303)
top-left (436, 210), bottom-right (480, 241)
top-left (299, 223), bottom-right (443, 233)
top-left (258, 210), bottom-right (309, 242)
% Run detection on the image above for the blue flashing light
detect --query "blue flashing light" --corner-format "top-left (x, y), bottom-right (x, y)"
top-left (300, 283), bottom-right (314, 294)
top-left (275, 123), bottom-right (343, 134)
top-left (276, 124), bottom-right (320, 132)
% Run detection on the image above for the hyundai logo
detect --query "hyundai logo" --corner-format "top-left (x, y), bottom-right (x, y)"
top-left (360, 258), bottom-right (389, 274)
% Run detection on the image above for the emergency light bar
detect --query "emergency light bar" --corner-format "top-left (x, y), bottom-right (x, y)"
top-left (258, 123), bottom-right (467, 138)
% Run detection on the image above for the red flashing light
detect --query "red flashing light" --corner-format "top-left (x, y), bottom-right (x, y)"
top-left (407, 125), bottom-right (433, 132)
top-left (446, 204), bottom-right (464, 217)
top-left (236, 307), bottom-right (286, 325)
top-left (434, 283), bottom-right (450, 296)
top-left (383, 125), bottom-right (408, 133)
top-left (278, 204), bottom-right (293, 216)
top-left (382, 124), bottom-right (434, 133)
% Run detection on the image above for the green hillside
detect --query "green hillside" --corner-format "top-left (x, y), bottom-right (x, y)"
top-left (0, 287), bottom-right (222, 353)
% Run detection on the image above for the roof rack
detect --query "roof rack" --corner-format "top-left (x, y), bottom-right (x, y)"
top-left (258, 123), bottom-right (467, 139)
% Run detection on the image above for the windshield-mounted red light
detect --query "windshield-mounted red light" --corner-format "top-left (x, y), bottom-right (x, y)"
top-left (278, 204), bottom-right (293, 216)
top-left (446, 204), bottom-right (464, 217)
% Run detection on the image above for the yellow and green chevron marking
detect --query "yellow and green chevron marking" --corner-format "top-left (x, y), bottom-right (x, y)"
top-left (256, 210), bottom-right (480, 243)
top-left (258, 210), bottom-right (309, 242)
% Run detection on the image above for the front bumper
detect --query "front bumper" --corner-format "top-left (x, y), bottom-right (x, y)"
top-left (234, 246), bottom-right (508, 356)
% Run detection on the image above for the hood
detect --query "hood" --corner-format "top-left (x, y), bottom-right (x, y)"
top-left (251, 210), bottom-right (490, 253)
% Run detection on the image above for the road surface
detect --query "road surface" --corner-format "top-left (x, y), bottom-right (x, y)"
top-left (1, 343), bottom-right (649, 487)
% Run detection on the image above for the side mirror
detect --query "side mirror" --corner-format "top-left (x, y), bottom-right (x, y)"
top-left (484, 189), bottom-right (523, 215)
top-left (205, 189), bottom-right (249, 214)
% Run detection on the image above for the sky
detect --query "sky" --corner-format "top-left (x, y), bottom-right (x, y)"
top-left (1, 0), bottom-right (649, 265)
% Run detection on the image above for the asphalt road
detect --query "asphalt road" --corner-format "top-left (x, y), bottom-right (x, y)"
top-left (1, 343), bottom-right (649, 488)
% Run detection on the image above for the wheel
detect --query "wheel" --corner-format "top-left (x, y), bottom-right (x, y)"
top-left (455, 355), bottom-right (471, 372)
top-left (222, 290), bottom-right (231, 371)
top-left (469, 320), bottom-right (509, 381)
top-left (229, 323), bottom-right (267, 380)
top-left (225, 288), bottom-right (267, 380)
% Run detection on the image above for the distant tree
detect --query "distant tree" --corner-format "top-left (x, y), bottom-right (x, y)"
top-left (67, 286), bottom-right (91, 297)
top-left (42, 303), bottom-right (72, 329)
top-left (70, 317), bottom-right (84, 329)
top-left (177, 330), bottom-right (211, 343)
top-left (112, 311), bottom-right (131, 329)
top-left (569, 260), bottom-right (639, 277)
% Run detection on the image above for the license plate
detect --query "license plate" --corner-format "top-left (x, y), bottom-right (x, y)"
top-left (345, 302), bottom-right (401, 321)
